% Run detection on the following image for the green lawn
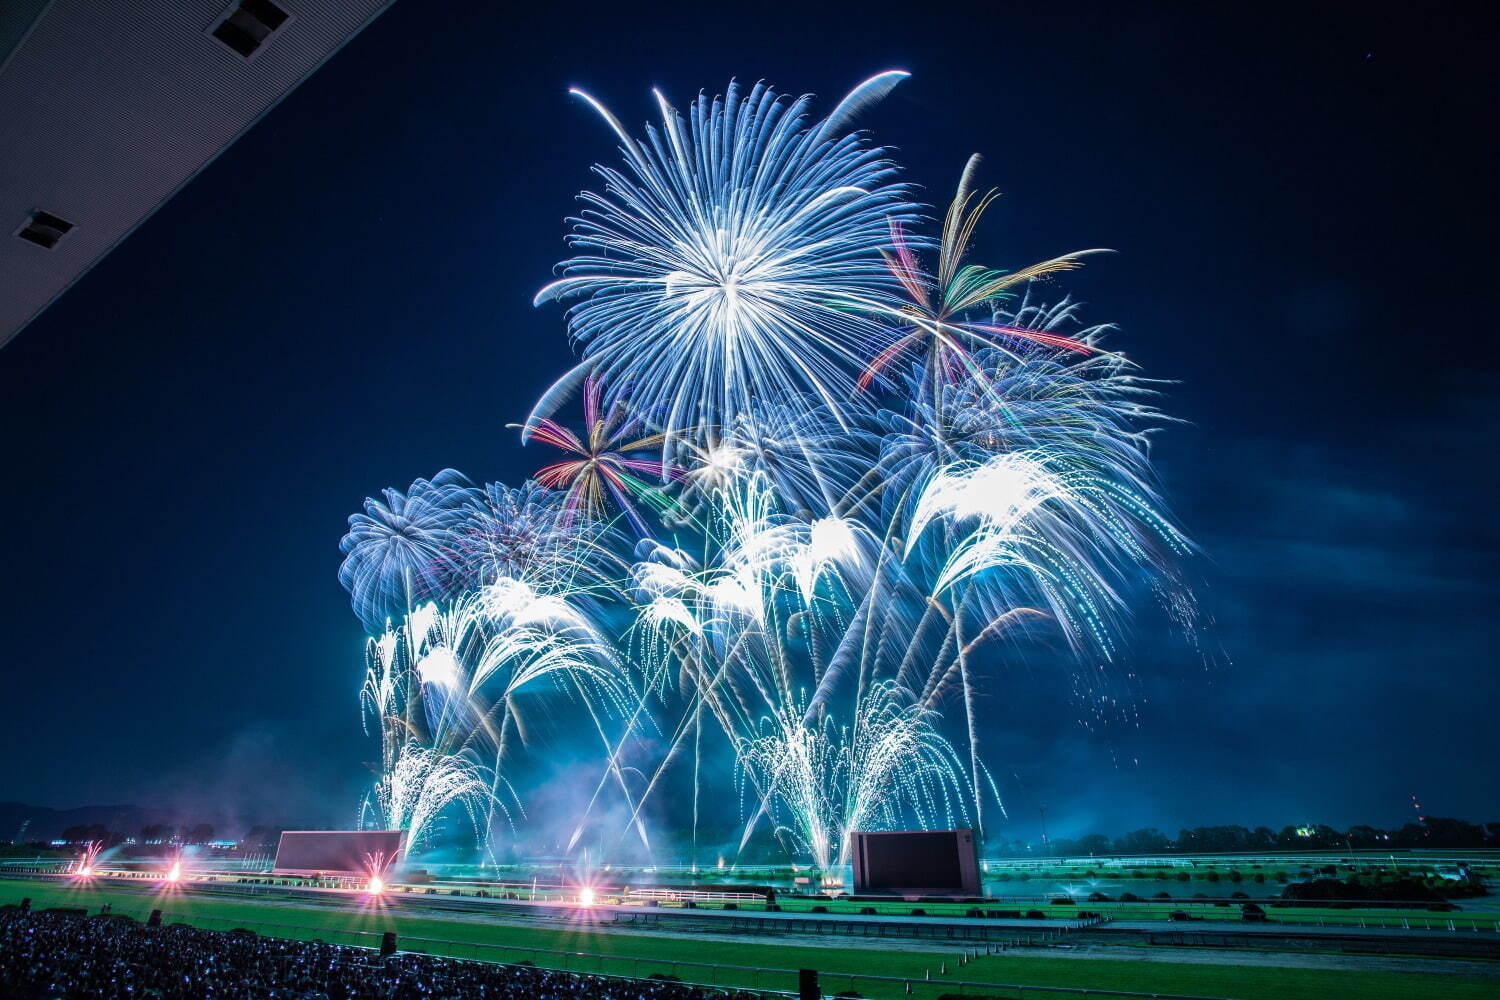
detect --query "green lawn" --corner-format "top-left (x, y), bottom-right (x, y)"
top-left (463, 885), bottom-right (1497, 932)
top-left (214, 871), bottom-right (1500, 930)
top-left (3, 878), bottom-right (1494, 1000)
top-left (731, 896), bottom-right (1500, 931)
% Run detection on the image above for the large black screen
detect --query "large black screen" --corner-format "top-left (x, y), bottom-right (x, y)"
top-left (273, 830), bottom-right (405, 875)
top-left (852, 829), bottom-right (977, 894)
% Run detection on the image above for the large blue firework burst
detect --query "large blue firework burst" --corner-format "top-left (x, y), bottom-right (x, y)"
top-left (531, 73), bottom-right (921, 450)
top-left (338, 470), bottom-right (478, 631)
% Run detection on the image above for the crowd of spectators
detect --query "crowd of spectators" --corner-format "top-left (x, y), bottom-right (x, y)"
top-left (0, 908), bottom-right (769, 999)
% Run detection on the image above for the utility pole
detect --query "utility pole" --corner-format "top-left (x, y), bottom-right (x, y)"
top-left (1039, 804), bottom-right (1050, 857)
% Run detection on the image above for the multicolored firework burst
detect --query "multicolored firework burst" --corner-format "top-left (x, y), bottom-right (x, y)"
top-left (858, 155), bottom-right (1107, 402)
top-left (525, 376), bottom-right (680, 536)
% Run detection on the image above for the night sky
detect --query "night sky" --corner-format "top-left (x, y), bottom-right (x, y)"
top-left (2, 4), bottom-right (1495, 843)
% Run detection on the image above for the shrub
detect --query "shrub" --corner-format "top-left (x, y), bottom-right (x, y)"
top-left (1119, 892), bottom-right (1140, 902)
top-left (1051, 897), bottom-right (1074, 905)
top-left (1025, 910), bottom-right (1045, 919)
top-left (1282, 877), bottom-right (1449, 906)
top-left (1176, 871), bottom-right (1191, 882)
top-left (1153, 892), bottom-right (1172, 900)
top-left (1087, 892), bottom-right (1111, 902)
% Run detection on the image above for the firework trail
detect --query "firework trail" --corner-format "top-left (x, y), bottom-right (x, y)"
top-left (73, 840), bottom-right (103, 877)
top-left (362, 742), bottom-right (491, 853)
top-left (357, 569), bottom-right (637, 852)
top-left (624, 474), bottom-right (967, 870)
top-left (363, 850), bottom-right (396, 893)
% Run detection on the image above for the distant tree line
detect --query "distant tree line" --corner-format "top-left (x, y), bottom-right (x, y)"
top-left (995, 817), bottom-right (1500, 856)
top-left (48, 824), bottom-right (284, 849)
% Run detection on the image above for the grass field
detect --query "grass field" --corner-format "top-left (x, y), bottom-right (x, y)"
top-left (246, 874), bottom-right (1500, 932)
top-left (202, 869), bottom-right (1500, 931)
top-left (698, 895), bottom-right (1500, 931)
top-left (4, 877), bottom-right (1496, 1000)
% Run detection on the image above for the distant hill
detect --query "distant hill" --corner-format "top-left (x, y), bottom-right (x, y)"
top-left (0, 801), bottom-right (200, 843)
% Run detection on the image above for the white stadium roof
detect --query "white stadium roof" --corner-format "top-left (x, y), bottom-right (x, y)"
top-left (0, 0), bottom-right (394, 347)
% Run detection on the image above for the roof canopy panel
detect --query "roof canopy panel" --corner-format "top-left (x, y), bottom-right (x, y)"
top-left (0, 0), bottom-right (394, 347)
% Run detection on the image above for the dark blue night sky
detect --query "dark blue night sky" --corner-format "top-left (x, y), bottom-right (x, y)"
top-left (2, 3), bottom-right (1495, 843)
